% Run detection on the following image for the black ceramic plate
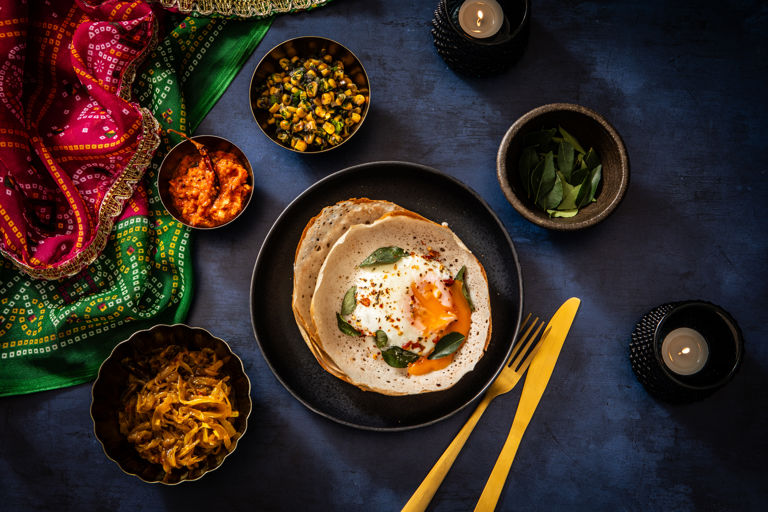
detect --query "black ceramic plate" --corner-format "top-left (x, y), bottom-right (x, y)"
top-left (250, 161), bottom-right (523, 430)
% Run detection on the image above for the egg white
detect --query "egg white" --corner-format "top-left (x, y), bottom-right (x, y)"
top-left (344, 254), bottom-right (454, 356)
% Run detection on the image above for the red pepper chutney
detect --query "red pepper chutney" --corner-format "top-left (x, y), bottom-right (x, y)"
top-left (168, 150), bottom-right (251, 228)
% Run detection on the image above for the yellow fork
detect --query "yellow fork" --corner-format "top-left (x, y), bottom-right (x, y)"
top-left (402, 314), bottom-right (546, 512)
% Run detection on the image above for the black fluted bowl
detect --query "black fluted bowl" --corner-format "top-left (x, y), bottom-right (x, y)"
top-left (91, 324), bottom-right (251, 484)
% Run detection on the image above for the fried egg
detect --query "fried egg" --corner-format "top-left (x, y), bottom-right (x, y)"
top-left (344, 254), bottom-right (470, 357)
top-left (309, 209), bottom-right (492, 395)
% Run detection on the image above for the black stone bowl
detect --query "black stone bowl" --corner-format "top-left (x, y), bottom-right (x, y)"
top-left (497, 103), bottom-right (630, 230)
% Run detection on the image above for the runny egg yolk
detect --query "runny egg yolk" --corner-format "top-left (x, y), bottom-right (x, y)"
top-left (410, 281), bottom-right (457, 337)
top-left (345, 254), bottom-right (473, 375)
top-left (408, 279), bottom-right (473, 376)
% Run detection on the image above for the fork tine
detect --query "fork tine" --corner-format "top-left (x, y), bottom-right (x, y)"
top-left (520, 312), bottom-right (533, 330)
top-left (505, 315), bottom-right (537, 364)
top-left (511, 313), bottom-right (533, 346)
top-left (513, 324), bottom-right (551, 376)
top-left (509, 318), bottom-right (543, 369)
top-left (503, 315), bottom-right (533, 365)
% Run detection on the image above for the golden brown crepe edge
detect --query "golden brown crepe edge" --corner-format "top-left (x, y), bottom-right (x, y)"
top-left (291, 198), bottom-right (408, 386)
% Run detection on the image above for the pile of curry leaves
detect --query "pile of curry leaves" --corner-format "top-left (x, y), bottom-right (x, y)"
top-left (518, 126), bottom-right (602, 217)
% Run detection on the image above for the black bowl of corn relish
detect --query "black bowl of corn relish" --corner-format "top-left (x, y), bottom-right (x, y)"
top-left (250, 36), bottom-right (370, 153)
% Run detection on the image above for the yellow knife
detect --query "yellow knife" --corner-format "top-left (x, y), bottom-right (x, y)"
top-left (474, 297), bottom-right (581, 512)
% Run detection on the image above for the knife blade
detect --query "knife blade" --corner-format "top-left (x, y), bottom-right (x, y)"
top-left (474, 297), bottom-right (581, 511)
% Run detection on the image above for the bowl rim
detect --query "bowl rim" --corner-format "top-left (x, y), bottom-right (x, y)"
top-left (496, 102), bottom-right (630, 231)
top-left (157, 134), bottom-right (254, 230)
top-left (652, 300), bottom-right (745, 391)
top-left (443, 0), bottom-right (531, 47)
top-left (90, 323), bottom-right (252, 485)
top-left (248, 35), bottom-right (371, 154)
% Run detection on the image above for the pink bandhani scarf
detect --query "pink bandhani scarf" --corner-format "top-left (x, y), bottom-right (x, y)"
top-left (0, 0), bottom-right (160, 280)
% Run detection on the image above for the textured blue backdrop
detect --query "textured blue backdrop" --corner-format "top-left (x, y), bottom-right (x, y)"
top-left (1, 0), bottom-right (766, 510)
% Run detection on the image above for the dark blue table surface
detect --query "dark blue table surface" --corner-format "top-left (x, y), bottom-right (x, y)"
top-left (2, 0), bottom-right (767, 510)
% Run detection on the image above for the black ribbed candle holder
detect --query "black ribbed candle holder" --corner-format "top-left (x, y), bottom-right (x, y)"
top-left (431, 0), bottom-right (530, 77)
top-left (629, 300), bottom-right (744, 403)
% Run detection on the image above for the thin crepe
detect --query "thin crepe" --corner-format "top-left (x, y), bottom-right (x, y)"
top-left (292, 198), bottom-right (404, 378)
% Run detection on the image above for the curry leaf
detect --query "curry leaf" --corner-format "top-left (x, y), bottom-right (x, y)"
top-left (535, 151), bottom-right (556, 205)
top-left (557, 141), bottom-right (575, 179)
top-left (575, 152), bottom-right (584, 169)
top-left (375, 330), bottom-right (388, 349)
top-left (558, 125), bottom-right (586, 154)
top-left (428, 332), bottom-right (466, 359)
top-left (557, 172), bottom-right (580, 209)
top-left (359, 246), bottom-right (406, 267)
top-left (462, 282), bottom-right (475, 311)
top-left (574, 170), bottom-right (592, 208)
top-left (341, 286), bottom-right (356, 316)
top-left (337, 313), bottom-right (360, 336)
top-left (547, 209), bottom-right (579, 218)
top-left (381, 347), bottom-right (420, 368)
top-left (454, 266), bottom-right (475, 311)
top-left (529, 159), bottom-right (545, 201)
top-left (583, 164), bottom-right (602, 206)
top-left (570, 165), bottom-right (590, 187)
top-left (542, 172), bottom-right (564, 211)
top-left (584, 147), bottom-right (600, 170)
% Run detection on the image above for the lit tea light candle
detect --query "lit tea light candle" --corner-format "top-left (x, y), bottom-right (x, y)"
top-left (458, 0), bottom-right (504, 39)
top-left (660, 327), bottom-right (709, 375)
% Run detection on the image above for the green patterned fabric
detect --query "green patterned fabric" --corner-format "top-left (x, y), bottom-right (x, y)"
top-left (0, 13), bottom-right (272, 396)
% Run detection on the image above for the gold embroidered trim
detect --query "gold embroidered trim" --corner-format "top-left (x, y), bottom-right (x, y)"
top-left (153, 0), bottom-right (330, 18)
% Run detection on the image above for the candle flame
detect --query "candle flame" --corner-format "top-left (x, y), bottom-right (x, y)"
top-left (681, 347), bottom-right (691, 355)
top-left (476, 9), bottom-right (484, 27)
